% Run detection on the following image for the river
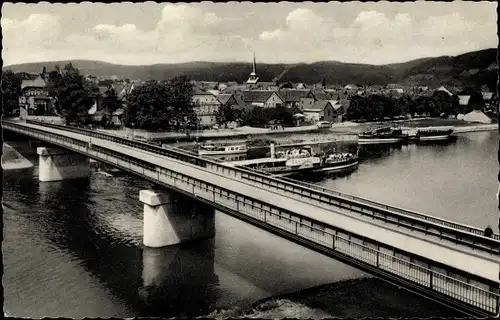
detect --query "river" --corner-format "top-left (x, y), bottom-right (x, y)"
top-left (2, 130), bottom-right (498, 318)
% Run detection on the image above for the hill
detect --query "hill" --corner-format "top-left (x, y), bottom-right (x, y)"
top-left (3, 48), bottom-right (497, 89)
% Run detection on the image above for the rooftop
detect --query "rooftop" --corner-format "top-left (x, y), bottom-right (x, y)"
top-left (21, 75), bottom-right (46, 90)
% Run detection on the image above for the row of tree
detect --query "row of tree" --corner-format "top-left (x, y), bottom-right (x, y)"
top-left (346, 90), bottom-right (486, 122)
top-left (2, 64), bottom-right (198, 131)
top-left (215, 104), bottom-right (300, 128)
top-left (122, 76), bottom-right (197, 131)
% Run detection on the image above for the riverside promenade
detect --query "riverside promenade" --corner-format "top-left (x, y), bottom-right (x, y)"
top-left (22, 116), bottom-right (498, 143)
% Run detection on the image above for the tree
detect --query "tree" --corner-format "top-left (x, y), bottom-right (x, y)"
top-left (166, 75), bottom-right (197, 131)
top-left (123, 76), bottom-right (197, 132)
top-left (240, 106), bottom-right (267, 127)
top-left (215, 104), bottom-right (236, 125)
top-left (101, 87), bottom-right (122, 115)
top-left (346, 95), bottom-right (367, 121)
top-left (47, 63), bottom-right (96, 125)
top-left (123, 80), bottom-right (170, 131)
top-left (268, 105), bottom-right (294, 126)
top-left (1, 70), bottom-right (22, 116)
top-left (429, 91), bottom-right (459, 116)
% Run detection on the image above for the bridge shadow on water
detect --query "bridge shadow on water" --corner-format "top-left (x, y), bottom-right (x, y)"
top-left (32, 177), bottom-right (220, 317)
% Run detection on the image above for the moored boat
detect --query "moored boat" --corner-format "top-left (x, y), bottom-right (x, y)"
top-left (358, 126), bottom-right (408, 145)
top-left (198, 142), bottom-right (248, 156)
top-left (223, 145), bottom-right (358, 177)
top-left (412, 126), bottom-right (455, 141)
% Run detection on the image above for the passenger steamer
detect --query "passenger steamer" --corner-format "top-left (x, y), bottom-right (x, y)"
top-left (198, 142), bottom-right (248, 156)
top-left (223, 144), bottom-right (358, 177)
top-left (358, 126), bottom-right (408, 145)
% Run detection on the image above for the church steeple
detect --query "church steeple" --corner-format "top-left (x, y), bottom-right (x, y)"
top-left (246, 52), bottom-right (259, 86)
top-left (252, 53), bottom-right (256, 75)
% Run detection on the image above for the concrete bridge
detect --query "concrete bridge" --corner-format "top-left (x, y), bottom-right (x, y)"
top-left (3, 119), bottom-right (499, 317)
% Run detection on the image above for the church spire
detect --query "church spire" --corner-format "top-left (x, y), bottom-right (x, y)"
top-left (252, 52), bottom-right (256, 75)
top-left (246, 52), bottom-right (259, 86)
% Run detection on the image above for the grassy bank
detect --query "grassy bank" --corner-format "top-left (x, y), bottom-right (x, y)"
top-left (252, 277), bottom-right (464, 318)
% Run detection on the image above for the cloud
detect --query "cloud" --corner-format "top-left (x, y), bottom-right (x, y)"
top-left (1, 3), bottom-right (497, 66)
top-left (257, 8), bottom-right (496, 64)
top-left (2, 13), bottom-right (62, 50)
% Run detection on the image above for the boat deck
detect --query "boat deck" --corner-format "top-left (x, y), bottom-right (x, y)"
top-left (223, 157), bottom-right (287, 167)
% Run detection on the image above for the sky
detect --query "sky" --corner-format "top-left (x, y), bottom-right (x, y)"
top-left (1, 1), bottom-right (498, 66)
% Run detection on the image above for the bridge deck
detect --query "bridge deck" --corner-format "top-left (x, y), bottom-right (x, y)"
top-left (20, 121), bottom-right (499, 284)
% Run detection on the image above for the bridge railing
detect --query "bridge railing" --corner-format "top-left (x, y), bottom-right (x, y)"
top-left (18, 119), bottom-right (500, 249)
top-left (272, 175), bottom-right (500, 241)
top-left (6, 120), bottom-right (500, 316)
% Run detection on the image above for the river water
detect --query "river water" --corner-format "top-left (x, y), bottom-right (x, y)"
top-left (3, 131), bottom-right (498, 318)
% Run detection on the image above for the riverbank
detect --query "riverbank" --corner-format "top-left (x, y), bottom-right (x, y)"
top-left (244, 277), bottom-right (463, 318)
top-left (98, 124), bottom-right (322, 142)
top-left (19, 116), bottom-right (498, 142)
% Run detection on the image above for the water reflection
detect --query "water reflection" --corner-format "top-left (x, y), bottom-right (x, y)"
top-left (140, 241), bottom-right (219, 317)
top-left (358, 144), bottom-right (396, 162)
top-left (3, 168), bottom-right (39, 206)
top-left (35, 176), bottom-right (221, 317)
top-left (321, 131), bottom-right (499, 228)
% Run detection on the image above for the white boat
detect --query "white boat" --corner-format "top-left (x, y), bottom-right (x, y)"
top-left (413, 126), bottom-right (455, 141)
top-left (198, 143), bottom-right (248, 156)
top-left (224, 146), bottom-right (358, 177)
top-left (358, 126), bottom-right (408, 145)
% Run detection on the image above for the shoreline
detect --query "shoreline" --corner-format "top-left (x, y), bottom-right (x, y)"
top-left (17, 116), bottom-right (499, 142)
top-left (249, 277), bottom-right (464, 318)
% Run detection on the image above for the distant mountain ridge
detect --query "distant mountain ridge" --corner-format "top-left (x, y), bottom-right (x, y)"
top-left (3, 48), bottom-right (497, 90)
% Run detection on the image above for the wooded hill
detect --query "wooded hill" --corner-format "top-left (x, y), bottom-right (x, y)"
top-left (4, 48), bottom-right (497, 90)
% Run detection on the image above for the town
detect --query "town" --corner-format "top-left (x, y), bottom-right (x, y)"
top-left (3, 1), bottom-right (500, 319)
top-left (2, 54), bottom-right (497, 136)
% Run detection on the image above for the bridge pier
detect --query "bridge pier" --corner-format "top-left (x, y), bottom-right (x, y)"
top-left (139, 189), bottom-right (215, 248)
top-left (37, 147), bottom-right (90, 182)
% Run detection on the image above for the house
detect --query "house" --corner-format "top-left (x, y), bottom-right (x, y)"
top-left (19, 75), bottom-right (52, 117)
top-left (222, 84), bottom-right (247, 94)
top-left (436, 86), bottom-right (453, 97)
top-left (302, 100), bottom-right (341, 122)
top-left (217, 93), bottom-right (238, 108)
top-left (311, 90), bottom-right (328, 101)
top-left (111, 108), bottom-right (125, 126)
top-left (114, 83), bottom-right (135, 104)
top-left (299, 97), bottom-right (315, 111)
top-left (344, 84), bottom-right (358, 90)
top-left (482, 92), bottom-right (494, 101)
top-left (254, 81), bottom-right (278, 91)
top-left (192, 89), bottom-right (222, 127)
top-left (207, 89), bottom-right (220, 96)
top-left (457, 95), bottom-right (471, 107)
top-left (298, 90), bottom-right (330, 110)
top-left (278, 89), bottom-right (314, 108)
top-left (241, 90), bottom-right (284, 108)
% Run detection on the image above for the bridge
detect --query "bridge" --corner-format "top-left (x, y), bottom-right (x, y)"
top-left (3, 119), bottom-right (499, 317)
